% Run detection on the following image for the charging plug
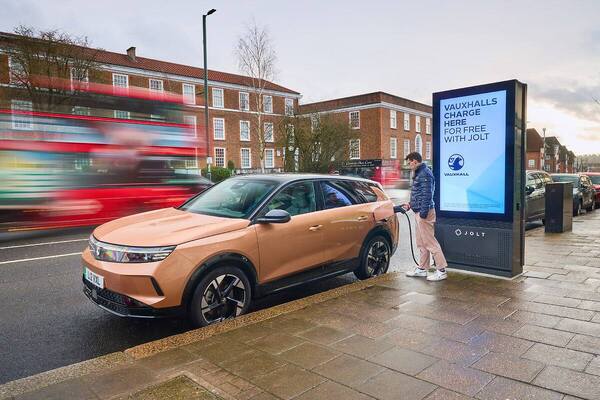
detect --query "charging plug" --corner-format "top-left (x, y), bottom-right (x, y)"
top-left (393, 205), bottom-right (407, 214)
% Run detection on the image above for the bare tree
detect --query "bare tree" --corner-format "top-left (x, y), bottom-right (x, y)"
top-left (3, 25), bottom-right (102, 111)
top-left (277, 113), bottom-right (359, 173)
top-left (235, 21), bottom-right (277, 172)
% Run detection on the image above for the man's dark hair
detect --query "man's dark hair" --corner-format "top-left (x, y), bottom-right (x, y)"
top-left (405, 152), bottom-right (422, 163)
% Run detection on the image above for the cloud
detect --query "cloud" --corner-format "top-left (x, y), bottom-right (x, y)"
top-left (576, 126), bottom-right (600, 142)
top-left (530, 81), bottom-right (600, 123)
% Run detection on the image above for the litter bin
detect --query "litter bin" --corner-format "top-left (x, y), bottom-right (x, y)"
top-left (545, 182), bottom-right (573, 233)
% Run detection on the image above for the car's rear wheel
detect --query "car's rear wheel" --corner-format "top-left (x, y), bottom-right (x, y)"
top-left (354, 235), bottom-right (391, 280)
top-left (587, 199), bottom-right (596, 211)
top-left (189, 266), bottom-right (252, 328)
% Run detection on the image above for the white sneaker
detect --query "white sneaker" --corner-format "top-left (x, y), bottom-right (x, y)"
top-left (406, 267), bottom-right (428, 277)
top-left (427, 269), bottom-right (448, 281)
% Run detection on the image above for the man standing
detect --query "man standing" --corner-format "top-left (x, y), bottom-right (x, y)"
top-left (402, 152), bottom-right (448, 281)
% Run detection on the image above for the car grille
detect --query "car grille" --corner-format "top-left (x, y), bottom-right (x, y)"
top-left (83, 278), bottom-right (130, 316)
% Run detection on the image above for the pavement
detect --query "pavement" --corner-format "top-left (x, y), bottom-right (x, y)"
top-left (3, 208), bottom-right (600, 399)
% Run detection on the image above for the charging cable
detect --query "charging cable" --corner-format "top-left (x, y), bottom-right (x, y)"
top-left (394, 205), bottom-right (419, 266)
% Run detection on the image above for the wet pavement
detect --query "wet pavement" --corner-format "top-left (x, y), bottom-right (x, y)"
top-left (3, 209), bottom-right (600, 399)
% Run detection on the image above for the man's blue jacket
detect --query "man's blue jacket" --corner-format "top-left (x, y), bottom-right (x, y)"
top-left (409, 163), bottom-right (435, 219)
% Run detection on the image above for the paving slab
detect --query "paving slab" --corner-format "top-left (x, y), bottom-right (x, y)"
top-left (277, 342), bottom-right (340, 370)
top-left (534, 365), bottom-right (600, 400)
top-left (474, 376), bottom-right (563, 400)
top-left (471, 352), bottom-right (544, 382)
top-left (417, 360), bottom-right (494, 397)
top-left (523, 342), bottom-right (594, 371)
top-left (251, 364), bottom-right (326, 400)
top-left (368, 347), bottom-right (438, 376)
top-left (312, 354), bottom-right (385, 387)
top-left (358, 369), bottom-right (437, 400)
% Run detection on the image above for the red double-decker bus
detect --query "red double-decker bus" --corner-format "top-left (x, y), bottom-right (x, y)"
top-left (0, 82), bottom-right (210, 232)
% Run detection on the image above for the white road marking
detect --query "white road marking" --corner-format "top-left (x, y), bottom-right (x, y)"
top-left (0, 238), bottom-right (88, 250)
top-left (0, 252), bottom-right (82, 265)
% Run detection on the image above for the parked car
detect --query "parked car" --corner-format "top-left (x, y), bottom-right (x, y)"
top-left (550, 173), bottom-right (596, 215)
top-left (525, 170), bottom-right (553, 223)
top-left (82, 175), bottom-right (399, 327)
top-left (586, 172), bottom-right (600, 209)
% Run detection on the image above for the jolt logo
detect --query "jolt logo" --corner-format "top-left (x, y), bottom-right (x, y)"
top-left (448, 154), bottom-right (464, 171)
top-left (454, 229), bottom-right (486, 238)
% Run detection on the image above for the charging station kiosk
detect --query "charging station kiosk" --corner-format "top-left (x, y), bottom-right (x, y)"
top-left (433, 80), bottom-right (527, 278)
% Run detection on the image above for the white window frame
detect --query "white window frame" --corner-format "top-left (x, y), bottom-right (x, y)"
top-left (182, 83), bottom-right (196, 105)
top-left (349, 111), bottom-right (360, 129)
top-left (426, 117), bottom-right (431, 135)
top-left (285, 98), bottom-right (294, 116)
top-left (184, 115), bottom-right (197, 137)
top-left (8, 56), bottom-right (26, 85)
top-left (415, 134), bottom-right (423, 155)
top-left (264, 148), bottom-right (275, 168)
top-left (416, 116), bottom-right (421, 133)
top-left (240, 120), bottom-right (250, 141)
top-left (404, 113), bottom-right (410, 131)
top-left (70, 67), bottom-right (89, 90)
top-left (349, 139), bottom-right (360, 159)
top-left (403, 139), bottom-right (410, 160)
top-left (112, 73), bottom-right (128, 88)
top-left (425, 141), bottom-right (431, 160)
top-left (11, 100), bottom-right (33, 130)
top-left (264, 122), bottom-right (274, 143)
top-left (390, 110), bottom-right (397, 129)
top-left (114, 110), bottom-right (130, 120)
top-left (239, 92), bottom-right (249, 111)
top-left (240, 148), bottom-right (252, 169)
top-left (212, 88), bottom-right (224, 108)
top-left (72, 106), bottom-right (91, 116)
top-left (263, 95), bottom-right (273, 113)
top-left (390, 137), bottom-right (397, 159)
top-left (214, 147), bottom-right (226, 168)
top-left (149, 79), bottom-right (164, 92)
top-left (213, 118), bottom-right (225, 140)
top-left (528, 159), bottom-right (535, 168)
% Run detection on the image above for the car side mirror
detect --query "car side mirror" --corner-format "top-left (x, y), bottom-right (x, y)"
top-left (255, 209), bottom-right (291, 224)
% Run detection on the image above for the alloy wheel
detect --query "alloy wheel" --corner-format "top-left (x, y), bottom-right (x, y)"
top-left (366, 240), bottom-right (390, 276)
top-left (201, 274), bottom-right (247, 324)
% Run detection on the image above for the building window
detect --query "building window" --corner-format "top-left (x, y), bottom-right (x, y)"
top-left (311, 115), bottom-right (319, 132)
top-left (528, 159), bottom-right (535, 168)
top-left (241, 148), bottom-right (251, 169)
top-left (264, 122), bottom-right (274, 143)
top-left (390, 137), bottom-right (397, 159)
top-left (72, 106), bottom-right (90, 116)
top-left (240, 120), bottom-right (250, 141)
top-left (265, 148), bottom-right (275, 168)
top-left (287, 124), bottom-right (295, 147)
top-left (263, 95), bottom-right (273, 113)
top-left (212, 88), bottom-right (224, 108)
top-left (404, 113), bottom-right (410, 131)
top-left (184, 115), bottom-right (197, 137)
top-left (285, 98), bottom-right (294, 116)
top-left (426, 117), bottom-right (431, 135)
top-left (239, 92), bottom-right (249, 111)
top-left (425, 141), bottom-right (431, 160)
top-left (349, 111), bottom-right (360, 129)
top-left (8, 56), bottom-right (26, 85)
top-left (114, 110), bottom-right (130, 119)
top-left (415, 134), bottom-right (423, 155)
top-left (416, 116), bottom-right (421, 133)
top-left (11, 100), bottom-right (33, 130)
top-left (214, 147), bottom-right (225, 167)
top-left (403, 139), bottom-right (410, 160)
top-left (112, 73), bottom-right (128, 88)
top-left (349, 139), bottom-right (360, 159)
top-left (149, 79), bottom-right (163, 92)
top-left (213, 118), bottom-right (225, 140)
top-left (390, 110), bottom-right (397, 129)
top-left (70, 67), bottom-right (89, 89)
top-left (183, 83), bottom-right (195, 105)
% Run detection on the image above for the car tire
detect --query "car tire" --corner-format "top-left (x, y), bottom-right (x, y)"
top-left (189, 266), bottom-right (252, 328)
top-left (354, 234), bottom-right (391, 280)
top-left (587, 199), bottom-right (596, 212)
top-left (541, 218), bottom-right (545, 225)
top-left (574, 201), bottom-right (582, 216)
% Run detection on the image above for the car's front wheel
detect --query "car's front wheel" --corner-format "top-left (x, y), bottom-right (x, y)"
top-left (354, 235), bottom-right (391, 280)
top-left (189, 266), bottom-right (252, 328)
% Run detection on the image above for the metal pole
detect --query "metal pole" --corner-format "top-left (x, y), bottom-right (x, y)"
top-left (203, 12), bottom-right (212, 181)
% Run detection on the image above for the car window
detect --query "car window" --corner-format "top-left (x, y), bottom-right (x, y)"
top-left (262, 181), bottom-right (316, 217)
top-left (321, 182), bottom-right (353, 209)
top-left (347, 180), bottom-right (379, 203)
top-left (533, 174), bottom-right (544, 189)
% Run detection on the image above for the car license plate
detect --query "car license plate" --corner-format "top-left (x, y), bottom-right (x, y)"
top-left (84, 267), bottom-right (104, 289)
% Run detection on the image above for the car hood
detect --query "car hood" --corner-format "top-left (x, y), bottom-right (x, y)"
top-left (93, 207), bottom-right (250, 247)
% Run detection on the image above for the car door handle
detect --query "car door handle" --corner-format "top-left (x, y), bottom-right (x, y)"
top-left (308, 225), bottom-right (323, 231)
top-left (357, 216), bottom-right (369, 222)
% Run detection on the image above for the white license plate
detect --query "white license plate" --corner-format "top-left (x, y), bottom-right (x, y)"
top-left (84, 267), bottom-right (104, 289)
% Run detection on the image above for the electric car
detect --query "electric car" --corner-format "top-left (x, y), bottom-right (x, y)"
top-left (550, 173), bottom-right (596, 215)
top-left (82, 175), bottom-right (399, 327)
top-left (524, 170), bottom-right (552, 223)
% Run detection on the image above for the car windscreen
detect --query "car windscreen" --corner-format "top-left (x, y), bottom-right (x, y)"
top-left (589, 176), bottom-right (600, 185)
top-left (179, 179), bottom-right (278, 218)
top-left (551, 175), bottom-right (579, 187)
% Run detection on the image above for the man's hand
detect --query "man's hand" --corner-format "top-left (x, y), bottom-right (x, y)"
top-left (401, 203), bottom-right (410, 211)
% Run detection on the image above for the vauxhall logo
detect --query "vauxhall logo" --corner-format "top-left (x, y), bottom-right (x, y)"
top-left (454, 228), bottom-right (486, 238)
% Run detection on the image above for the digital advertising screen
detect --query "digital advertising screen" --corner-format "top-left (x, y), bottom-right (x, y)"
top-left (438, 90), bottom-right (508, 214)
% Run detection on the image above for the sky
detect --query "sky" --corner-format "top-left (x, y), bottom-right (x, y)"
top-left (2, 0), bottom-right (599, 154)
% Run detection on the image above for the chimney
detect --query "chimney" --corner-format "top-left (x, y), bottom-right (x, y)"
top-left (127, 46), bottom-right (136, 62)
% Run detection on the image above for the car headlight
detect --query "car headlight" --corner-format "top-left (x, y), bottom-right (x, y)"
top-left (88, 235), bottom-right (175, 263)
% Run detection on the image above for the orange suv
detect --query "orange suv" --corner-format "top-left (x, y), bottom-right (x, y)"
top-left (82, 175), bottom-right (399, 327)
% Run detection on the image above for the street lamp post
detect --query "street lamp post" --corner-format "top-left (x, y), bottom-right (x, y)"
top-left (203, 8), bottom-right (216, 181)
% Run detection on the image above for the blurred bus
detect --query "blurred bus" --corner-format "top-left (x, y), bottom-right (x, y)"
top-left (338, 159), bottom-right (409, 189)
top-left (0, 82), bottom-right (210, 232)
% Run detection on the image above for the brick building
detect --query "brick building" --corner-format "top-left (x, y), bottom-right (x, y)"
top-left (0, 31), bottom-right (300, 172)
top-left (299, 92), bottom-right (433, 166)
top-left (525, 128), bottom-right (544, 170)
